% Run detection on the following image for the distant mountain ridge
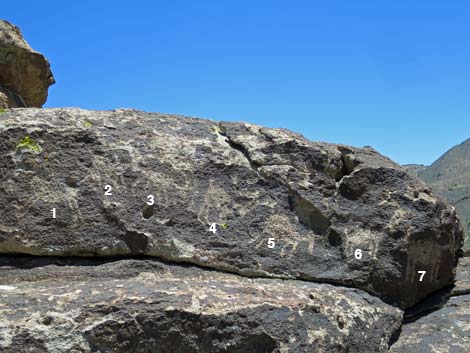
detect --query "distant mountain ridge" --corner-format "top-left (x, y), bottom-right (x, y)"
top-left (405, 139), bottom-right (470, 252)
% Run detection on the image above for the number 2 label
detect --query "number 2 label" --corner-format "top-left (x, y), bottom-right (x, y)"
top-left (104, 185), bottom-right (112, 196)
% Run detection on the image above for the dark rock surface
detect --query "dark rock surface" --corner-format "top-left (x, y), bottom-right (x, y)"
top-left (0, 20), bottom-right (54, 107)
top-left (0, 108), bottom-right (464, 309)
top-left (0, 257), bottom-right (403, 353)
top-left (390, 258), bottom-right (470, 353)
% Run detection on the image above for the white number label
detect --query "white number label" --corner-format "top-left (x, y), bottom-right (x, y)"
top-left (147, 195), bottom-right (155, 205)
top-left (209, 223), bottom-right (217, 233)
top-left (418, 271), bottom-right (426, 282)
top-left (268, 238), bottom-right (275, 248)
top-left (354, 249), bottom-right (362, 259)
top-left (104, 185), bottom-right (112, 196)
top-left (51, 208), bottom-right (56, 219)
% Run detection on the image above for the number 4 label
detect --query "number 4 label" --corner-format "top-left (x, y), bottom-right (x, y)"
top-left (418, 271), bottom-right (426, 282)
top-left (209, 223), bottom-right (217, 234)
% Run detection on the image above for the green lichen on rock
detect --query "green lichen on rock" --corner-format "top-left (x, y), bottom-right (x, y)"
top-left (84, 120), bottom-right (93, 128)
top-left (0, 108), bottom-right (7, 114)
top-left (16, 135), bottom-right (42, 153)
top-left (211, 125), bottom-right (223, 134)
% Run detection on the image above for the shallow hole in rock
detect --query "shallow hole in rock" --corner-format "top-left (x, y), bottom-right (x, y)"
top-left (142, 204), bottom-right (155, 219)
top-left (65, 175), bottom-right (80, 188)
top-left (327, 229), bottom-right (343, 247)
top-left (42, 316), bottom-right (53, 326)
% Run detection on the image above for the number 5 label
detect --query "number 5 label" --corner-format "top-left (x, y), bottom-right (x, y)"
top-left (268, 238), bottom-right (275, 248)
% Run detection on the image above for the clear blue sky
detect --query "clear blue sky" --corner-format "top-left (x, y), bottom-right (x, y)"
top-left (4, 1), bottom-right (470, 165)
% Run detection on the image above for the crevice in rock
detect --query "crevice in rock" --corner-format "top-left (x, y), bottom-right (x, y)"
top-left (0, 252), bottom-right (391, 307)
top-left (217, 126), bottom-right (261, 171)
top-left (337, 146), bottom-right (361, 183)
top-left (387, 320), bottom-right (403, 349)
top-left (386, 283), bottom-right (470, 349)
top-left (402, 284), bottom-right (454, 324)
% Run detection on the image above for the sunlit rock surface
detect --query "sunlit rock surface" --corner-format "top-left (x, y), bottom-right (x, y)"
top-left (390, 258), bottom-right (470, 353)
top-left (0, 108), bottom-right (463, 309)
top-left (0, 20), bottom-right (54, 107)
top-left (0, 257), bottom-right (402, 353)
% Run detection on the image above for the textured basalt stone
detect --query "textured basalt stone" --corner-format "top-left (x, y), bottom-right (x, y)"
top-left (0, 108), bottom-right (464, 309)
top-left (0, 257), bottom-right (402, 353)
top-left (0, 20), bottom-right (54, 107)
top-left (390, 258), bottom-right (470, 353)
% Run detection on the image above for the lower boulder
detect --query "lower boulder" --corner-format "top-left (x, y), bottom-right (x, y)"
top-left (0, 257), bottom-right (402, 353)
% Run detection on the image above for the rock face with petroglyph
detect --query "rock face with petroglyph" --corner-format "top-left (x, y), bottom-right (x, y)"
top-left (0, 108), bottom-right (464, 310)
top-left (0, 20), bottom-right (55, 107)
top-left (0, 257), bottom-right (402, 353)
top-left (390, 257), bottom-right (470, 353)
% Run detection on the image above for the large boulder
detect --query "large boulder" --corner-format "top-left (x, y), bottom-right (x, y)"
top-left (0, 20), bottom-right (54, 107)
top-left (0, 108), bottom-right (464, 309)
top-left (0, 257), bottom-right (402, 353)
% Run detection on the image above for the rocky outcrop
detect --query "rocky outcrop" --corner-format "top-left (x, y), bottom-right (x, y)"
top-left (390, 257), bottom-right (470, 353)
top-left (0, 108), bottom-right (464, 310)
top-left (0, 20), bottom-right (54, 107)
top-left (405, 139), bottom-right (470, 252)
top-left (0, 257), bottom-right (403, 353)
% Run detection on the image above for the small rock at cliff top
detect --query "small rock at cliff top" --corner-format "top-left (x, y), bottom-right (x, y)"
top-left (0, 108), bottom-right (464, 309)
top-left (0, 258), bottom-right (402, 353)
top-left (0, 20), bottom-right (54, 107)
